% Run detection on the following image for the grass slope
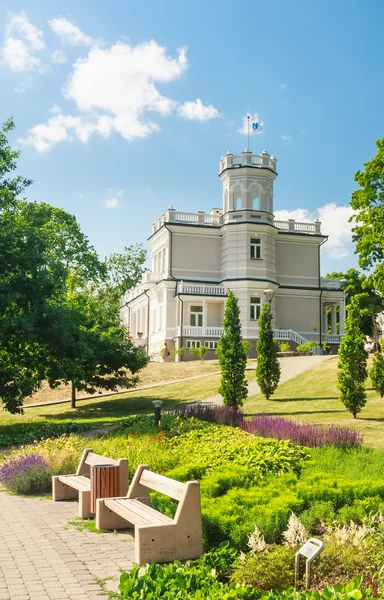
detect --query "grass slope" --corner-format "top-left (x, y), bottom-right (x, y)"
top-left (245, 357), bottom-right (384, 448)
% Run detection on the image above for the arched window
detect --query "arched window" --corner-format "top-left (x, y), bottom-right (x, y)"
top-left (252, 197), bottom-right (259, 210)
top-left (235, 196), bottom-right (242, 210)
top-left (232, 184), bottom-right (242, 210)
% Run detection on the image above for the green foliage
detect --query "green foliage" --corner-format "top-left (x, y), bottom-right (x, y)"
top-left (322, 342), bottom-right (331, 355)
top-left (296, 342), bottom-right (318, 354)
top-left (0, 421), bottom-right (93, 447)
top-left (325, 269), bottom-right (384, 338)
top-left (350, 138), bottom-right (384, 297)
top-left (232, 545), bottom-right (295, 591)
top-left (256, 304), bottom-right (281, 399)
top-left (170, 347), bottom-right (185, 361)
top-left (242, 341), bottom-right (254, 357)
top-left (189, 345), bottom-right (209, 361)
top-left (219, 291), bottom-right (248, 407)
top-left (279, 342), bottom-right (291, 353)
top-left (369, 349), bottom-right (384, 397)
top-left (338, 300), bottom-right (368, 418)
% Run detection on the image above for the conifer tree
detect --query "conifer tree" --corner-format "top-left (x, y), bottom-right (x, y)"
top-left (338, 299), bottom-right (368, 418)
top-left (256, 303), bottom-right (281, 399)
top-left (370, 348), bottom-right (384, 398)
top-left (218, 290), bottom-right (248, 407)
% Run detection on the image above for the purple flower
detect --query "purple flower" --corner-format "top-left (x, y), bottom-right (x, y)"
top-left (170, 404), bottom-right (244, 427)
top-left (240, 415), bottom-right (363, 448)
top-left (0, 454), bottom-right (51, 494)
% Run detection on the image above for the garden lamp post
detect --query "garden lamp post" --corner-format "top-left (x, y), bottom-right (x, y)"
top-left (263, 288), bottom-right (276, 307)
top-left (152, 400), bottom-right (163, 427)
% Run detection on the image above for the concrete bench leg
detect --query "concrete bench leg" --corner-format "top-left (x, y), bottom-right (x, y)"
top-left (96, 499), bottom-right (130, 530)
top-left (52, 477), bottom-right (78, 501)
top-left (136, 524), bottom-right (204, 564)
top-left (79, 490), bottom-right (91, 519)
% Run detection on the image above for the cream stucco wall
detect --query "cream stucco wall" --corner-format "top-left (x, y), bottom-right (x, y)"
top-left (275, 238), bottom-right (319, 287)
top-left (172, 230), bottom-right (221, 280)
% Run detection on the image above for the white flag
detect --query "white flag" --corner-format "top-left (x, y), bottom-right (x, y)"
top-left (249, 120), bottom-right (264, 134)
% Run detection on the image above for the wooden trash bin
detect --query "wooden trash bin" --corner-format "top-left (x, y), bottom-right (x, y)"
top-left (90, 464), bottom-right (120, 514)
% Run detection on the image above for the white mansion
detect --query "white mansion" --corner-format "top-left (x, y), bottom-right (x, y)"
top-left (120, 148), bottom-right (344, 360)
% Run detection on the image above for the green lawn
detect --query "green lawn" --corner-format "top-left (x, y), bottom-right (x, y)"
top-left (245, 357), bottom-right (384, 448)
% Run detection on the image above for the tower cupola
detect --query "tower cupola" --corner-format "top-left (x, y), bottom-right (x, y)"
top-left (219, 149), bottom-right (277, 222)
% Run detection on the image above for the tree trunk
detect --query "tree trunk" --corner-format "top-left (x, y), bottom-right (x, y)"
top-left (71, 381), bottom-right (76, 409)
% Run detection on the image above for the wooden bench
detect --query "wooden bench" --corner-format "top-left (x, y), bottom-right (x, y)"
top-left (96, 464), bottom-right (203, 564)
top-left (52, 448), bottom-right (128, 519)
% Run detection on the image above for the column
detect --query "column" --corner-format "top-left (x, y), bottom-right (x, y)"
top-left (322, 305), bottom-right (328, 334)
top-left (331, 305), bottom-right (337, 335)
top-left (203, 299), bottom-right (207, 335)
top-left (339, 302), bottom-right (345, 335)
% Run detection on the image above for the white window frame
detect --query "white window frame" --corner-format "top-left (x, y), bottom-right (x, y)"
top-left (186, 340), bottom-right (201, 349)
top-left (190, 305), bottom-right (203, 327)
top-left (250, 237), bottom-right (262, 260)
top-left (205, 340), bottom-right (218, 350)
top-left (250, 297), bottom-right (261, 321)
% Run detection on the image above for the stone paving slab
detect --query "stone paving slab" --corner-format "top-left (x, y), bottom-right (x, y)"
top-left (0, 490), bottom-right (135, 599)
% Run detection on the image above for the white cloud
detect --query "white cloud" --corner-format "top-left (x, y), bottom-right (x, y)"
top-left (2, 12), bottom-right (45, 72)
top-left (19, 40), bottom-right (189, 151)
top-left (274, 203), bottom-right (354, 259)
top-left (105, 198), bottom-right (121, 209)
top-left (239, 114), bottom-right (264, 135)
top-left (48, 17), bottom-right (94, 46)
top-left (281, 135), bottom-right (292, 144)
top-left (177, 99), bottom-right (221, 121)
top-left (51, 49), bottom-right (67, 63)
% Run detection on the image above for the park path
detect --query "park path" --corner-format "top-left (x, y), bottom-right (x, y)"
top-left (0, 491), bottom-right (135, 600)
top-left (204, 355), bottom-right (335, 405)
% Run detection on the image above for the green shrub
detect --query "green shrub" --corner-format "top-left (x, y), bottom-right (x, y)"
top-left (189, 345), bottom-right (209, 361)
top-left (0, 454), bottom-right (51, 495)
top-left (296, 342), bottom-right (318, 354)
top-left (232, 545), bottom-right (296, 591)
top-left (279, 342), bottom-right (291, 353)
top-left (0, 421), bottom-right (92, 448)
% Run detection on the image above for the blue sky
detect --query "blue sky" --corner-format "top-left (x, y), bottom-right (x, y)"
top-left (1, 0), bottom-right (384, 275)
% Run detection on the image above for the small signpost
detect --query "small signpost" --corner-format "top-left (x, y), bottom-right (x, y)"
top-left (295, 538), bottom-right (324, 589)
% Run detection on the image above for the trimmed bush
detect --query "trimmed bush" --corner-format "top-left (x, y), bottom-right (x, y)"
top-left (296, 341), bottom-right (318, 354)
top-left (0, 454), bottom-right (51, 494)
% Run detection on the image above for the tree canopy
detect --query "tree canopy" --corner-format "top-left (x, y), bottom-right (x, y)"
top-left (350, 138), bottom-right (384, 294)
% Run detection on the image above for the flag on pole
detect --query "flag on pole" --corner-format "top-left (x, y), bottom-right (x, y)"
top-left (249, 119), bottom-right (264, 134)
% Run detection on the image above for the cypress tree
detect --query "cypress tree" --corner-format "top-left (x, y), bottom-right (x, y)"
top-left (338, 300), bottom-right (368, 418)
top-left (370, 348), bottom-right (384, 398)
top-left (256, 303), bottom-right (281, 399)
top-left (218, 290), bottom-right (248, 407)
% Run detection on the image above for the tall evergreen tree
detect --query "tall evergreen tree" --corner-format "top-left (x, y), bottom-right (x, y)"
top-left (370, 349), bottom-right (384, 398)
top-left (256, 303), bottom-right (281, 399)
top-left (218, 290), bottom-right (248, 407)
top-left (338, 299), bottom-right (368, 418)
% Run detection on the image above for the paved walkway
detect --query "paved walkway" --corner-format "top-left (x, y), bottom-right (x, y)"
top-left (0, 491), bottom-right (135, 600)
top-left (205, 355), bottom-right (335, 404)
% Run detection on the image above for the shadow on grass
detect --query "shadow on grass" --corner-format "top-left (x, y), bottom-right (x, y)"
top-left (245, 409), bottom-right (345, 417)
top-left (263, 396), bottom-right (339, 403)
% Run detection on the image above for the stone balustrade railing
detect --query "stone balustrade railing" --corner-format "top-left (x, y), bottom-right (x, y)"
top-left (219, 150), bottom-right (277, 174)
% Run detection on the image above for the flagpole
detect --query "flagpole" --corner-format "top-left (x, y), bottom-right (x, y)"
top-left (247, 115), bottom-right (250, 149)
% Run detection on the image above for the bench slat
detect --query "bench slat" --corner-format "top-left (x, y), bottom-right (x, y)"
top-left (104, 498), bottom-right (173, 526)
top-left (58, 475), bottom-right (90, 491)
top-left (85, 452), bottom-right (119, 467)
top-left (139, 470), bottom-right (186, 501)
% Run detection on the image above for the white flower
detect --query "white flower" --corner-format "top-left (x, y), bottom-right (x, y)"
top-left (282, 513), bottom-right (308, 547)
top-left (247, 525), bottom-right (268, 555)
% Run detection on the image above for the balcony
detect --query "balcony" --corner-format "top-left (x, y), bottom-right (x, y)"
top-left (177, 282), bottom-right (227, 296)
top-left (175, 326), bottom-right (224, 337)
top-left (320, 278), bottom-right (342, 290)
top-left (219, 150), bottom-right (277, 175)
top-left (273, 219), bottom-right (321, 235)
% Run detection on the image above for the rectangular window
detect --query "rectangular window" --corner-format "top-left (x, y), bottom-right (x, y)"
top-left (190, 305), bottom-right (203, 327)
top-left (205, 340), bottom-right (218, 350)
top-left (250, 297), bottom-right (261, 321)
top-left (250, 238), bottom-right (262, 260)
top-left (186, 340), bottom-right (201, 349)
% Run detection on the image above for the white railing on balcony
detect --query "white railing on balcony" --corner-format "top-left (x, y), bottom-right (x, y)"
top-left (324, 334), bottom-right (342, 343)
top-left (320, 278), bottom-right (342, 290)
top-left (251, 156), bottom-right (262, 165)
top-left (152, 209), bottom-right (223, 232)
top-left (182, 326), bottom-right (224, 337)
top-left (178, 282), bottom-right (227, 296)
top-left (273, 220), bottom-right (321, 234)
top-left (219, 151), bottom-right (277, 174)
top-left (142, 271), bottom-right (162, 284)
top-left (174, 212), bottom-right (198, 222)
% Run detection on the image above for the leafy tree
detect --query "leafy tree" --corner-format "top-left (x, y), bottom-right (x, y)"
top-left (350, 138), bottom-right (384, 297)
top-left (256, 303), bottom-right (281, 399)
top-left (189, 345), bottom-right (208, 362)
top-left (98, 244), bottom-right (147, 323)
top-left (370, 349), bottom-right (384, 398)
top-left (325, 269), bottom-right (384, 338)
top-left (218, 291), bottom-right (248, 407)
top-left (337, 299), bottom-right (368, 418)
